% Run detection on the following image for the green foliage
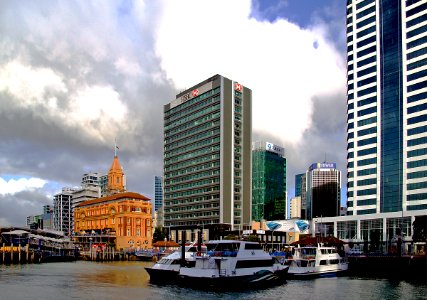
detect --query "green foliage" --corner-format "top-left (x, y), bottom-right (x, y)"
top-left (413, 215), bottom-right (427, 242)
top-left (152, 226), bottom-right (166, 243)
top-left (224, 234), bottom-right (239, 240)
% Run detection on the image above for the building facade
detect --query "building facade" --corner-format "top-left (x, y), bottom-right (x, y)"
top-left (53, 187), bottom-right (76, 236)
top-left (346, 0), bottom-right (427, 215)
top-left (74, 192), bottom-right (152, 251)
top-left (295, 173), bottom-right (306, 218)
top-left (252, 141), bottom-right (287, 221)
top-left (71, 173), bottom-right (102, 235)
top-left (163, 74), bottom-right (252, 233)
top-left (154, 176), bottom-right (163, 214)
top-left (290, 196), bottom-right (302, 219)
top-left (306, 163), bottom-right (341, 220)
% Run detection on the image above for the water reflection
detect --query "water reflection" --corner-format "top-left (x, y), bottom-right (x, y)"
top-left (0, 261), bottom-right (425, 300)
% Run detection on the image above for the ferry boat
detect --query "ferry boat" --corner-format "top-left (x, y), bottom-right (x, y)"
top-left (144, 243), bottom-right (206, 283)
top-left (286, 244), bottom-right (348, 278)
top-left (178, 240), bottom-right (288, 289)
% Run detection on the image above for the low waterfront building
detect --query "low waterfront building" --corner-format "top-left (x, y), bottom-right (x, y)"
top-left (73, 192), bottom-right (152, 251)
top-left (311, 210), bottom-right (426, 254)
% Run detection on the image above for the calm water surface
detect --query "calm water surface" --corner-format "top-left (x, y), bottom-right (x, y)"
top-left (0, 261), bottom-right (426, 300)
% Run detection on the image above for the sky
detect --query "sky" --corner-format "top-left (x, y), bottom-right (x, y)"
top-left (0, 0), bottom-right (347, 227)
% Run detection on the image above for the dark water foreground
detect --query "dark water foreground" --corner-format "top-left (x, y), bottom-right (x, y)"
top-left (0, 261), bottom-right (426, 300)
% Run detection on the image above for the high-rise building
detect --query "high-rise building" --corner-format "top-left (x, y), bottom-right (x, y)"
top-left (154, 176), bottom-right (163, 213)
top-left (53, 187), bottom-right (76, 235)
top-left (305, 163), bottom-right (341, 220)
top-left (295, 174), bottom-right (303, 197)
top-left (295, 173), bottom-right (306, 219)
top-left (290, 196), bottom-right (302, 219)
top-left (73, 172), bottom-right (101, 208)
top-left (163, 74), bottom-right (252, 233)
top-left (252, 141), bottom-right (287, 221)
top-left (346, 0), bottom-right (427, 215)
top-left (99, 174), bottom-right (108, 196)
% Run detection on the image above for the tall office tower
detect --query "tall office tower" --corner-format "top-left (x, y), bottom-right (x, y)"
top-left (305, 163), bottom-right (341, 220)
top-left (163, 74), bottom-right (252, 231)
top-left (252, 141), bottom-right (287, 221)
top-left (154, 176), bottom-right (163, 213)
top-left (53, 187), bottom-right (76, 236)
top-left (346, 0), bottom-right (427, 215)
top-left (295, 174), bottom-right (303, 197)
top-left (295, 173), bottom-right (306, 219)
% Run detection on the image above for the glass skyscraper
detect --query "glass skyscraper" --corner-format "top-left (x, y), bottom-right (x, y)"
top-left (154, 176), bottom-right (163, 213)
top-left (163, 74), bottom-right (252, 230)
top-left (346, 0), bottom-right (427, 215)
top-left (252, 141), bottom-right (287, 221)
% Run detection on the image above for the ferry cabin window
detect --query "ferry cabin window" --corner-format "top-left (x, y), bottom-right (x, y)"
top-left (236, 258), bottom-right (275, 269)
top-left (320, 260), bottom-right (327, 265)
top-left (244, 243), bottom-right (263, 250)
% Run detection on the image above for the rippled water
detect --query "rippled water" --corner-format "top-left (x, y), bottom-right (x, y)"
top-left (0, 261), bottom-right (426, 300)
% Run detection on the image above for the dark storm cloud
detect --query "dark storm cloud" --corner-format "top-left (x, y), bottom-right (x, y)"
top-left (0, 0), bottom-right (175, 222)
top-left (0, 190), bottom-right (51, 226)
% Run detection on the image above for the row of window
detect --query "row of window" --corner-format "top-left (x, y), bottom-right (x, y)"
top-left (165, 136), bottom-right (220, 159)
top-left (164, 153), bottom-right (219, 173)
top-left (165, 161), bottom-right (220, 179)
top-left (165, 127), bottom-right (219, 151)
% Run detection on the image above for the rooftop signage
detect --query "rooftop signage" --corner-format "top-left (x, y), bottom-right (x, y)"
top-left (170, 81), bottom-right (213, 109)
top-left (265, 142), bottom-right (285, 156)
top-left (309, 162), bottom-right (337, 171)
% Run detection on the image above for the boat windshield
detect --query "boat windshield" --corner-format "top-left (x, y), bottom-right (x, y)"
top-left (296, 248), bottom-right (316, 258)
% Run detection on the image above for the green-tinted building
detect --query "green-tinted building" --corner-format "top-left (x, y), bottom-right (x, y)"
top-left (252, 141), bottom-right (287, 221)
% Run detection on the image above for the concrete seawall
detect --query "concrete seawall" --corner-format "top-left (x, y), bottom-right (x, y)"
top-left (348, 255), bottom-right (427, 282)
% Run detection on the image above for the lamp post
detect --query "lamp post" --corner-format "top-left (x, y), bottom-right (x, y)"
top-left (89, 237), bottom-right (93, 260)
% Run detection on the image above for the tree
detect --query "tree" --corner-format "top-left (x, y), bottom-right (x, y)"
top-left (412, 215), bottom-right (427, 242)
top-left (152, 226), bottom-right (166, 243)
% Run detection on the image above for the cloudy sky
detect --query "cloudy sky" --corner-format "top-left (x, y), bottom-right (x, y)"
top-left (0, 0), bottom-right (347, 227)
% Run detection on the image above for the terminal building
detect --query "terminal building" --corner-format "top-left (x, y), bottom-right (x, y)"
top-left (163, 74), bottom-right (252, 242)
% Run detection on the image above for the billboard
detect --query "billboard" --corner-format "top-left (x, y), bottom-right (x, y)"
top-left (266, 219), bottom-right (310, 234)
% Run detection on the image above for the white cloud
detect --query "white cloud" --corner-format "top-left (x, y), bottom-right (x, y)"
top-left (155, 0), bottom-right (346, 144)
top-left (0, 60), bottom-right (67, 106)
top-left (0, 177), bottom-right (47, 196)
top-left (0, 60), bottom-right (129, 143)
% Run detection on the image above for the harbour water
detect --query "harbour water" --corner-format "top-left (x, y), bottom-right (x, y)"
top-left (0, 261), bottom-right (426, 300)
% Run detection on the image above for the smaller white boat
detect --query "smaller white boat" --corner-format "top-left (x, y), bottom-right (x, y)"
top-left (144, 243), bottom-right (205, 283)
top-left (286, 244), bottom-right (348, 278)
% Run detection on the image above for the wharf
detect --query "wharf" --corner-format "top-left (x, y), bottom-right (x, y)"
top-left (348, 254), bottom-right (427, 282)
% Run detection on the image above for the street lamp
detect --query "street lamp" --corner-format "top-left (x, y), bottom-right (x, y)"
top-left (89, 237), bottom-right (93, 260)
